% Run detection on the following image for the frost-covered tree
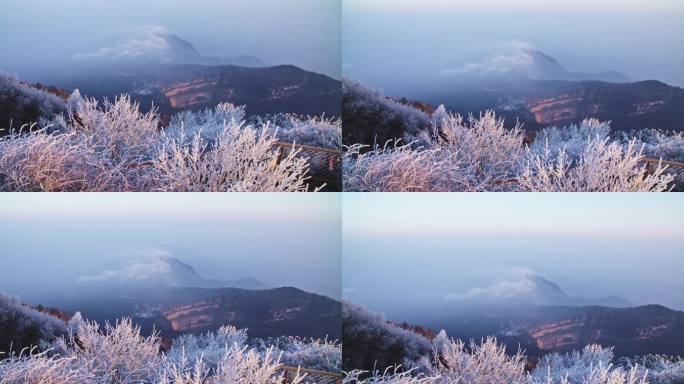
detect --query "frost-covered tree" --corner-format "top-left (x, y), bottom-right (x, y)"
top-left (418, 337), bottom-right (527, 384)
top-left (520, 137), bottom-right (673, 192)
top-left (342, 78), bottom-right (431, 146)
top-left (419, 110), bottom-right (527, 191)
top-left (529, 345), bottom-right (648, 384)
top-left (154, 123), bottom-right (313, 191)
top-left (252, 336), bottom-right (342, 372)
top-left (50, 317), bottom-right (161, 383)
top-left (342, 301), bottom-right (433, 372)
top-left (344, 111), bottom-right (527, 191)
top-left (0, 350), bottom-right (96, 384)
top-left (165, 325), bottom-right (248, 370)
top-left (0, 73), bottom-right (66, 135)
top-left (621, 129), bottom-right (684, 163)
top-left (343, 142), bottom-right (449, 192)
top-left (0, 294), bottom-right (67, 354)
top-left (165, 102), bottom-right (246, 142)
top-left (529, 119), bottom-right (612, 162)
top-left (248, 113), bottom-right (342, 149)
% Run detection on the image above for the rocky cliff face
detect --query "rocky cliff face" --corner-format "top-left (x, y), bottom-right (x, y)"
top-left (57, 64), bottom-right (341, 117)
top-left (67, 286), bottom-right (341, 340)
top-left (426, 79), bottom-right (684, 133)
top-left (500, 305), bottom-right (684, 357)
top-left (520, 80), bottom-right (684, 131)
top-left (138, 287), bottom-right (340, 339)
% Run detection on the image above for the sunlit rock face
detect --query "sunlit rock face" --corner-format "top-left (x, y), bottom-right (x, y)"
top-left (54, 63), bottom-right (341, 118)
top-left (521, 81), bottom-right (684, 130)
top-left (126, 287), bottom-right (342, 339)
top-left (502, 305), bottom-right (684, 356)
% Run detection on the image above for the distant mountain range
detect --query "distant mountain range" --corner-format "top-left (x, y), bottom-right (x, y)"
top-left (343, 300), bottom-right (684, 372)
top-left (52, 63), bottom-right (340, 117)
top-left (423, 79), bottom-right (684, 132)
top-left (435, 274), bottom-right (684, 357)
top-left (61, 256), bottom-right (340, 339)
top-left (61, 286), bottom-right (340, 339)
top-left (432, 304), bottom-right (684, 358)
top-left (42, 33), bottom-right (341, 117)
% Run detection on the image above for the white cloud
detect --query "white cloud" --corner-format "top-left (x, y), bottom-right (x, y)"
top-left (78, 249), bottom-right (176, 285)
top-left (74, 25), bottom-right (172, 62)
top-left (440, 42), bottom-right (541, 78)
top-left (444, 268), bottom-right (543, 304)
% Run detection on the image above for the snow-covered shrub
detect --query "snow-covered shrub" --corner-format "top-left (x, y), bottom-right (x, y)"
top-left (157, 345), bottom-right (303, 384)
top-left (0, 73), bottom-right (66, 134)
top-left (253, 336), bottom-right (342, 372)
top-left (153, 123), bottom-right (313, 191)
top-left (530, 119), bottom-right (611, 162)
top-left (165, 102), bottom-right (246, 142)
top-left (0, 95), bottom-right (319, 191)
top-left (0, 126), bottom-right (129, 191)
top-left (0, 294), bottom-right (67, 354)
top-left (342, 78), bottom-right (431, 146)
top-left (165, 325), bottom-right (248, 370)
top-left (420, 110), bottom-right (526, 191)
top-left (0, 349), bottom-right (96, 384)
top-left (622, 129), bottom-right (684, 163)
top-left (56, 94), bottom-right (162, 162)
top-left (520, 137), bottom-right (674, 191)
top-left (51, 317), bottom-right (161, 383)
top-left (618, 355), bottom-right (684, 384)
top-left (209, 346), bottom-right (301, 384)
top-left (344, 111), bottom-right (526, 191)
top-left (248, 113), bottom-right (342, 149)
top-left (529, 345), bottom-right (648, 384)
top-left (620, 129), bottom-right (684, 190)
top-left (343, 367), bottom-right (441, 384)
top-left (418, 337), bottom-right (527, 384)
top-left (343, 142), bottom-right (449, 192)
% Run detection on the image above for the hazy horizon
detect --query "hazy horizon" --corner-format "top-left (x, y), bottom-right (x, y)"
top-left (342, 193), bottom-right (684, 321)
top-left (0, 0), bottom-right (341, 81)
top-left (343, 0), bottom-right (684, 96)
top-left (0, 193), bottom-right (341, 304)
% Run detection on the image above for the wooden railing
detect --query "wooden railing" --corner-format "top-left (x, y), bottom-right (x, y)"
top-left (640, 157), bottom-right (684, 175)
top-left (273, 141), bottom-right (342, 191)
top-left (278, 365), bottom-right (344, 384)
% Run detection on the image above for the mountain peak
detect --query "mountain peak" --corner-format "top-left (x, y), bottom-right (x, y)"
top-left (441, 45), bottom-right (629, 83)
top-left (78, 253), bottom-right (264, 290)
top-left (74, 30), bottom-right (264, 68)
top-left (445, 272), bottom-right (630, 308)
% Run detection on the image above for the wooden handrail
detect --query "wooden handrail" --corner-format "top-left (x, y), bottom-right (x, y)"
top-left (640, 157), bottom-right (684, 169)
top-left (279, 364), bottom-right (343, 384)
top-left (273, 141), bottom-right (342, 156)
top-left (278, 364), bottom-right (343, 379)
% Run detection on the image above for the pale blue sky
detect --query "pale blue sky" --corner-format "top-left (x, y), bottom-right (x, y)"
top-left (0, 193), bottom-right (341, 301)
top-left (343, 0), bottom-right (684, 93)
top-left (342, 193), bottom-right (684, 316)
